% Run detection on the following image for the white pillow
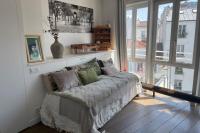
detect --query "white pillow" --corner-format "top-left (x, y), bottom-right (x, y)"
top-left (102, 58), bottom-right (114, 67)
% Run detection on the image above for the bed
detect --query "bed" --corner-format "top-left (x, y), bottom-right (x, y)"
top-left (40, 71), bottom-right (141, 133)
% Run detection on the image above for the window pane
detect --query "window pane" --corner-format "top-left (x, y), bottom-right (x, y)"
top-left (155, 3), bottom-right (173, 61)
top-left (176, 0), bottom-right (198, 64)
top-left (126, 9), bottom-right (133, 61)
top-left (135, 7), bottom-right (148, 59)
top-left (153, 64), bottom-right (194, 94)
top-left (126, 3), bottom-right (148, 60)
top-left (126, 2), bottom-right (148, 82)
top-left (128, 61), bottom-right (145, 81)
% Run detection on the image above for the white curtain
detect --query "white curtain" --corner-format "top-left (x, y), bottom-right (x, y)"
top-left (116, 0), bottom-right (128, 71)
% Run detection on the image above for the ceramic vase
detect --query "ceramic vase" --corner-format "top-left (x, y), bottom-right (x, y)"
top-left (51, 36), bottom-right (64, 58)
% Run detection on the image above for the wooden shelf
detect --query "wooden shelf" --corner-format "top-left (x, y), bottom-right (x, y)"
top-left (93, 26), bottom-right (112, 51)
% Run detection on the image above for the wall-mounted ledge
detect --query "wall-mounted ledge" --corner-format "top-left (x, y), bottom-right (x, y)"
top-left (27, 50), bottom-right (116, 67)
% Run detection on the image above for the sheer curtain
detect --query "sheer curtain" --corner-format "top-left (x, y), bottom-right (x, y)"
top-left (116, 0), bottom-right (128, 71)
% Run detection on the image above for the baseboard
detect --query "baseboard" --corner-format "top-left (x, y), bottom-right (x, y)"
top-left (142, 83), bottom-right (200, 103)
top-left (28, 116), bottom-right (41, 127)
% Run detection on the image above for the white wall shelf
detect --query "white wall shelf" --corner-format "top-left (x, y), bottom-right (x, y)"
top-left (27, 50), bottom-right (115, 67)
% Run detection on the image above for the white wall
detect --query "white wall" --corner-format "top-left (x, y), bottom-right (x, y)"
top-left (102, 0), bottom-right (118, 49)
top-left (0, 0), bottom-right (28, 132)
top-left (102, 0), bottom-right (119, 68)
top-left (20, 0), bottom-right (105, 130)
top-left (0, 0), bottom-right (110, 133)
top-left (21, 0), bottom-right (103, 56)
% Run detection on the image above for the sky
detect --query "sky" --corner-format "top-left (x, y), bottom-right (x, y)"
top-left (127, 0), bottom-right (197, 21)
top-left (126, 7), bottom-right (148, 21)
top-left (137, 7), bottom-right (148, 21)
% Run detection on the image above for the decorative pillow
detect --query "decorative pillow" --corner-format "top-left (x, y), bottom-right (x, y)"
top-left (102, 58), bottom-right (114, 67)
top-left (77, 68), bottom-right (98, 85)
top-left (85, 58), bottom-right (101, 75)
top-left (66, 58), bottom-right (101, 75)
top-left (51, 70), bottom-right (80, 91)
top-left (66, 65), bottom-right (80, 71)
top-left (42, 73), bottom-right (58, 93)
top-left (101, 65), bottom-right (119, 76)
top-left (97, 60), bottom-right (104, 67)
top-left (42, 69), bottom-right (67, 93)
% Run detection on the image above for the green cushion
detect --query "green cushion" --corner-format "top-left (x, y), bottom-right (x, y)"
top-left (66, 58), bottom-right (102, 75)
top-left (78, 68), bottom-right (98, 85)
top-left (85, 58), bottom-right (101, 75)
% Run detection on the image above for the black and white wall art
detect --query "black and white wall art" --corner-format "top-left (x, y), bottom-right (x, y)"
top-left (48, 0), bottom-right (94, 33)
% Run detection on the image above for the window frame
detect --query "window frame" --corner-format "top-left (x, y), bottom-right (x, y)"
top-left (125, 0), bottom-right (200, 95)
top-left (151, 0), bottom-right (176, 69)
top-left (126, 2), bottom-right (149, 62)
top-left (126, 1), bottom-right (150, 82)
top-left (151, 0), bottom-right (199, 69)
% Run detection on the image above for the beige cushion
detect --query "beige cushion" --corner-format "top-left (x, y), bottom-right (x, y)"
top-left (101, 65), bottom-right (119, 76)
top-left (51, 70), bottom-right (81, 91)
top-left (102, 58), bottom-right (114, 67)
top-left (42, 69), bottom-right (67, 93)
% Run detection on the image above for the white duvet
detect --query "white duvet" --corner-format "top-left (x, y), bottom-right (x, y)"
top-left (40, 72), bottom-right (142, 133)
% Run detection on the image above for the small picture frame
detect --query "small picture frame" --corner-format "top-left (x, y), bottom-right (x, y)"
top-left (25, 35), bottom-right (44, 63)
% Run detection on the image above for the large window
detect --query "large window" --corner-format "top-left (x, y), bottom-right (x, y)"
top-left (154, 3), bottom-right (173, 62)
top-left (175, 0), bottom-right (197, 64)
top-left (152, 0), bottom-right (198, 94)
top-left (126, 0), bottom-right (199, 94)
top-left (126, 2), bottom-right (148, 82)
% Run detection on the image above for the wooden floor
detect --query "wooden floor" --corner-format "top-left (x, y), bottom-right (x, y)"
top-left (21, 92), bottom-right (200, 133)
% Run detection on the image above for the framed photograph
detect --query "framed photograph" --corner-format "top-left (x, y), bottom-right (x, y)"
top-left (25, 35), bottom-right (44, 63)
top-left (48, 0), bottom-right (94, 33)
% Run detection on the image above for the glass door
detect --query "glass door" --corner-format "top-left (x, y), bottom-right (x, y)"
top-left (126, 1), bottom-right (149, 82)
top-left (125, 0), bottom-right (199, 94)
top-left (152, 0), bottom-right (198, 94)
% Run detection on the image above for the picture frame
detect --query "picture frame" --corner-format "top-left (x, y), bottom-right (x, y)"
top-left (25, 35), bottom-right (44, 63)
top-left (48, 0), bottom-right (94, 33)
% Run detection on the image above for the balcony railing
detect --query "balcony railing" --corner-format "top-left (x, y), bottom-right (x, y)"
top-left (127, 48), bottom-right (193, 62)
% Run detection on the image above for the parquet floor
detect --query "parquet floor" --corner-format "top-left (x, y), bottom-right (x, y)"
top-left (21, 92), bottom-right (200, 133)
